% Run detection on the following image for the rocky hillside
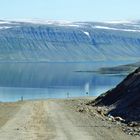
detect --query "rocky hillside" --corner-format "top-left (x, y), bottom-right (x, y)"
top-left (0, 20), bottom-right (140, 62)
top-left (91, 67), bottom-right (140, 122)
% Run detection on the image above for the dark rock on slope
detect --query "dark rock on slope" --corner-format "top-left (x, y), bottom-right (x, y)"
top-left (90, 67), bottom-right (140, 122)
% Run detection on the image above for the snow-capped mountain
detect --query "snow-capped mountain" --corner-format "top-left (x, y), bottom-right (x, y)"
top-left (0, 20), bottom-right (140, 62)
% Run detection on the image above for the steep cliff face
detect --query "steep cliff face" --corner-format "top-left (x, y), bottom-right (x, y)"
top-left (92, 67), bottom-right (140, 121)
top-left (0, 20), bottom-right (140, 62)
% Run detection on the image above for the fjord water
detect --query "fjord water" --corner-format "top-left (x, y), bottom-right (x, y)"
top-left (0, 20), bottom-right (140, 101)
top-left (0, 61), bottom-right (133, 102)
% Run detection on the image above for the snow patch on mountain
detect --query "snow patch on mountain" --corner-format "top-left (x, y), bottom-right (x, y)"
top-left (94, 26), bottom-right (140, 32)
top-left (103, 20), bottom-right (136, 24)
top-left (0, 21), bottom-right (11, 24)
top-left (0, 26), bottom-right (12, 29)
top-left (83, 31), bottom-right (90, 37)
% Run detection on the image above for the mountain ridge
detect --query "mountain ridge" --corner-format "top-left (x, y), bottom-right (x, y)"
top-left (0, 20), bottom-right (140, 62)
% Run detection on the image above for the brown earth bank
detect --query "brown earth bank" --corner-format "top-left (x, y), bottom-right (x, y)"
top-left (89, 67), bottom-right (140, 137)
top-left (0, 98), bottom-right (139, 140)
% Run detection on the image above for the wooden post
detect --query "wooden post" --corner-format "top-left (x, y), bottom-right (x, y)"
top-left (21, 96), bottom-right (23, 101)
top-left (67, 92), bottom-right (70, 98)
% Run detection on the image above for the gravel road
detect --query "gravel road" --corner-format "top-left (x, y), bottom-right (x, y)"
top-left (0, 99), bottom-right (138, 140)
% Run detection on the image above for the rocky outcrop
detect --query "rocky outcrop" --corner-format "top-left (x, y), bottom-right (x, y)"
top-left (91, 67), bottom-right (140, 122)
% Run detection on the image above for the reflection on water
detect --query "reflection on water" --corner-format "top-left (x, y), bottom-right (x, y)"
top-left (0, 61), bottom-right (132, 102)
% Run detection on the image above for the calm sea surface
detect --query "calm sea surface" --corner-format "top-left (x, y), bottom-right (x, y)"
top-left (0, 61), bottom-right (134, 102)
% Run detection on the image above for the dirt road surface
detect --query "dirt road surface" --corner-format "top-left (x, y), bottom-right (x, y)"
top-left (0, 99), bottom-right (138, 140)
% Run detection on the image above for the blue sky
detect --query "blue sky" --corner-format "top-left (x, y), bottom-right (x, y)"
top-left (0, 0), bottom-right (139, 21)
